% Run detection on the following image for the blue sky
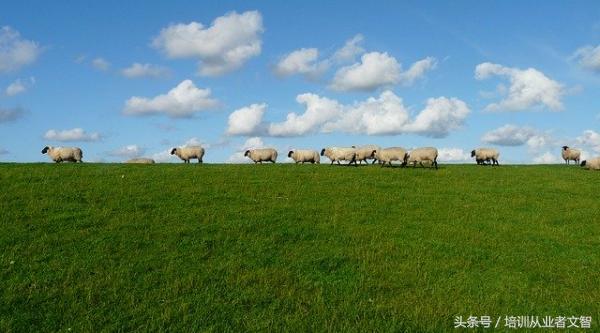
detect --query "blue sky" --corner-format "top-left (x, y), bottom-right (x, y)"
top-left (2, 1), bottom-right (600, 163)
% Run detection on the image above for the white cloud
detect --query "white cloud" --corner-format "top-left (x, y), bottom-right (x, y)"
top-left (92, 57), bottom-right (110, 71)
top-left (0, 26), bottom-right (41, 73)
top-left (274, 48), bottom-right (328, 79)
top-left (330, 52), bottom-right (436, 91)
top-left (109, 144), bottom-right (145, 158)
top-left (533, 152), bottom-right (561, 164)
top-left (481, 124), bottom-right (552, 149)
top-left (577, 129), bottom-right (600, 153)
top-left (268, 93), bottom-right (342, 137)
top-left (332, 34), bottom-right (365, 63)
top-left (123, 80), bottom-right (218, 118)
top-left (44, 128), bottom-right (101, 142)
top-left (182, 137), bottom-right (209, 148)
top-left (438, 148), bottom-right (471, 162)
top-left (475, 62), bottom-right (564, 111)
top-left (0, 107), bottom-right (25, 123)
top-left (0, 148), bottom-right (8, 155)
top-left (226, 103), bottom-right (266, 136)
top-left (572, 45), bottom-right (600, 72)
top-left (151, 149), bottom-right (174, 163)
top-left (5, 77), bottom-right (34, 96)
top-left (121, 63), bottom-right (170, 78)
top-left (226, 136), bottom-right (265, 163)
top-left (267, 91), bottom-right (469, 138)
top-left (152, 11), bottom-right (264, 76)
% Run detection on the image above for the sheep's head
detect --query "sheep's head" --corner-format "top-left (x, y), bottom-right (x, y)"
top-left (581, 160), bottom-right (587, 167)
top-left (244, 150), bottom-right (251, 157)
top-left (320, 148), bottom-right (326, 156)
top-left (287, 150), bottom-right (294, 158)
top-left (471, 150), bottom-right (476, 157)
top-left (41, 146), bottom-right (50, 154)
top-left (170, 148), bottom-right (177, 155)
top-left (562, 146), bottom-right (569, 151)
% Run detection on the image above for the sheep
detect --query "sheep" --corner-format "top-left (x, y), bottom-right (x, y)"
top-left (561, 146), bottom-right (581, 165)
top-left (287, 149), bottom-right (320, 164)
top-left (170, 146), bottom-right (205, 163)
top-left (41, 146), bottom-right (83, 163)
top-left (352, 145), bottom-right (380, 164)
top-left (244, 148), bottom-right (278, 163)
top-left (471, 148), bottom-right (500, 166)
top-left (320, 147), bottom-right (357, 166)
top-left (406, 147), bottom-right (438, 169)
top-left (374, 147), bottom-right (408, 167)
top-left (581, 158), bottom-right (600, 170)
top-left (125, 158), bottom-right (155, 164)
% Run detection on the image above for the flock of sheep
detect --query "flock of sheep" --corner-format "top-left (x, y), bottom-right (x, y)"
top-left (39, 144), bottom-right (600, 169)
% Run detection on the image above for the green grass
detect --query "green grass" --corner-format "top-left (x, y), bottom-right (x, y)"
top-left (1, 163), bottom-right (599, 332)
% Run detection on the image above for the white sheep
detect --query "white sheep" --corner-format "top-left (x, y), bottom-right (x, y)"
top-left (244, 148), bottom-right (278, 163)
top-left (406, 147), bottom-right (438, 169)
top-left (287, 149), bottom-right (320, 164)
top-left (170, 146), bottom-right (205, 163)
top-left (320, 147), bottom-right (357, 166)
top-left (561, 146), bottom-right (581, 165)
top-left (374, 147), bottom-right (408, 167)
top-left (580, 157), bottom-right (600, 170)
top-left (471, 148), bottom-right (500, 166)
top-left (41, 146), bottom-right (83, 163)
top-left (352, 145), bottom-right (380, 164)
top-left (125, 158), bottom-right (155, 164)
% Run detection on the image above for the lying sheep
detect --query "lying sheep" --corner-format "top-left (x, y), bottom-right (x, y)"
top-left (171, 146), bottom-right (205, 163)
top-left (471, 148), bottom-right (499, 166)
top-left (41, 146), bottom-right (83, 163)
top-left (288, 149), bottom-right (320, 164)
top-left (125, 158), bottom-right (155, 164)
top-left (581, 158), bottom-right (600, 170)
top-left (407, 147), bottom-right (438, 169)
top-left (320, 147), bottom-right (357, 166)
top-left (374, 147), bottom-right (408, 167)
top-left (562, 146), bottom-right (581, 165)
top-left (352, 145), bottom-right (380, 164)
top-left (245, 148), bottom-right (278, 163)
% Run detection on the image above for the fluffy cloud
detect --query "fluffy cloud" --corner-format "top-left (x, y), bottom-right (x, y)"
top-left (109, 144), bottom-right (145, 158)
top-left (182, 137), bottom-right (209, 148)
top-left (475, 62), bottom-right (564, 111)
top-left (0, 26), bottom-right (41, 73)
top-left (5, 77), bottom-right (34, 96)
top-left (123, 80), bottom-right (218, 118)
top-left (330, 52), bottom-right (436, 91)
top-left (268, 94), bottom-right (342, 137)
top-left (44, 128), bottom-right (101, 142)
top-left (332, 34), bottom-right (365, 63)
top-left (0, 107), bottom-right (25, 123)
top-left (438, 148), bottom-right (471, 162)
top-left (121, 63), bottom-right (170, 78)
top-left (226, 103), bottom-right (266, 136)
top-left (572, 45), bottom-right (600, 72)
top-left (152, 11), bottom-right (263, 76)
top-left (267, 91), bottom-right (469, 137)
top-left (273, 48), bottom-right (328, 79)
top-left (92, 57), bottom-right (110, 71)
top-left (481, 124), bottom-right (552, 148)
top-left (533, 152), bottom-right (561, 164)
top-left (226, 136), bottom-right (265, 163)
top-left (577, 130), bottom-right (600, 152)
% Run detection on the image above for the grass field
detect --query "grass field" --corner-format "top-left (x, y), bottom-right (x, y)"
top-left (1, 163), bottom-right (599, 331)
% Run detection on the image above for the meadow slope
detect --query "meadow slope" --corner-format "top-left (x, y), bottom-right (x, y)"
top-left (1, 163), bottom-right (599, 331)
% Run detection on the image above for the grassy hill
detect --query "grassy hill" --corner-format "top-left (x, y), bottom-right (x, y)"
top-left (1, 163), bottom-right (598, 331)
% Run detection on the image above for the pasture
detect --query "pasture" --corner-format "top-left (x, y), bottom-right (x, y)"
top-left (1, 163), bottom-right (598, 331)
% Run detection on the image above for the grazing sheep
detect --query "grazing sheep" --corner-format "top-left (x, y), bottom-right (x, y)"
top-left (352, 145), bottom-right (380, 164)
top-left (170, 146), bottom-right (205, 163)
top-left (125, 158), bottom-right (155, 164)
top-left (561, 146), bottom-right (581, 165)
top-left (41, 146), bottom-right (83, 163)
top-left (580, 157), bottom-right (600, 170)
top-left (407, 147), bottom-right (438, 169)
top-left (320, 147), bottom-right (357, 166)
top-left (471, 148), bottom-right (500, 166)
top-left (245, 148), bottom-right (278, 163)
top-left (374, 147), bottom-right (408, 167)
top-left (287, 149), bottom-right (320, 164)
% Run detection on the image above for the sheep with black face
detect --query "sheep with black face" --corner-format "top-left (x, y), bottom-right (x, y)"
top-left (41, 146), bottom-right (83, 163)
top-left (170, 146), bottom-right (204, 163)
top-left (561, 146), bottom-right (581, 165)
top-left (245, 148), bottom-right (277, 163)
top-left (288, 149), bottom-right (319, 164)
